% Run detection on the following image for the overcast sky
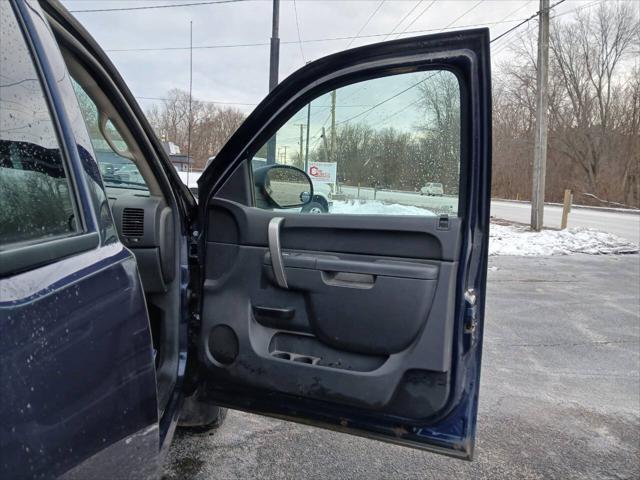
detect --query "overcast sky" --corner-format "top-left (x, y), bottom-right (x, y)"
top-left (59, 0), bottom-right (608, 116)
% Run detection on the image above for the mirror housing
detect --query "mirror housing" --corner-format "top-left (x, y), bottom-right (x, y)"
top-left (254, 164), bottom-right (313, 209)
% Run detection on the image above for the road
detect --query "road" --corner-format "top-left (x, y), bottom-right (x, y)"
top-left (337, 186), bottom-right (640, 244)
top-left (164, 254), bottom-right (640, 480)
top-left (491, 200), bottom-right (640, 244)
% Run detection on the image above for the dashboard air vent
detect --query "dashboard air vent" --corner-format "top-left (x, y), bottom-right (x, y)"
top-left (122, 208), bottom-right (144, 237)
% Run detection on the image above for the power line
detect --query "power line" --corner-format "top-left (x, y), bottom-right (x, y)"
top-left (69, 0), bottom-right (247, 14)
top-left (325, 3), bottom-right (483, 127)
top-left (444, 0), bottom-right (484, 29)
top-left (370, 97), bottom-right (422, 129)
top-left (551, 0), bottom-right (602, 19)
top-left (355, 0), bottom-right (572, 131)
top-left (497, 0), bottom-right (533, 23)
top-left (105, 17), bottom-right (530, 53)
top-left (136, 95), bottom-right (373, 108)
top-left (394, 0), bottom-right (435, 38)
top-left (135, 96), bottom-right (258, 106)
top-left (292, 0), bottom-right (306, 63)
top-left (395, 0), bottom-right (479, 40)
top-left (368, 72), bottom-right (446, 129)
top-left (135, 0), bottom-right (580, 132)
top-left (346, 0), bottom-right (386, 49)
top-left (491, 0), bottom-right (566, 44)
top-left (491, 0), bottom-right (601, 57)
top-left (490, 9), bottom-right (539, 43)
top-left (334, 0), bottom-right (570, 131)
top-left (336, 73), bottom-right (436, 126)
top-left (491, 20), bottom-right (535, 56)
top-left (382, 0), bottom-right (423, 41)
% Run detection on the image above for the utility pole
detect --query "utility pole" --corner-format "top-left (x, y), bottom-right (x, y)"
top-left (266, 0), bottom-right (280, 164)
top-left (186, 20), bottom-right (193, 186)
top-left (304, 103), bottom-right (311, 172)
top-left (531, 0), bottom-right (549, 231)
top-left (294, 123), bottom-right (305, 168)
top-left (330, 90), bottom-right (336, 162)
top-left (321, 127), bottom-right (329, 162)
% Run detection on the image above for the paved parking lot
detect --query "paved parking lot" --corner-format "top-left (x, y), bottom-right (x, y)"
top-left (164, 254), bottom-right (640, 480)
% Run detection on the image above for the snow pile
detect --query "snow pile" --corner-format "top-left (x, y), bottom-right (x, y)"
top-left (330, 200), bottom-right (435, 216)
top-left (489, 224), bottom-right (638, 256)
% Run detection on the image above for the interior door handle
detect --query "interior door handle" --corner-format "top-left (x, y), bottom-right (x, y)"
top-left (268, 217), bottom-right (288, 289)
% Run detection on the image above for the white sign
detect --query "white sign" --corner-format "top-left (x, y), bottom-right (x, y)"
top-left (307, 162), bottom-right (337, 184)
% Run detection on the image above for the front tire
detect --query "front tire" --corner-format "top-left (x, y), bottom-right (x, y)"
top-left (178, 386), bottom-right (228, 433)
top-left (301, 200), bottom-right (327, 214)
top-left (179, 406), bottom-right (228, 433)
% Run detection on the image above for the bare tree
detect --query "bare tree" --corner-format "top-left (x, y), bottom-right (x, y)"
top-left (417, 72), bottom-right (461, 194)
top-left (146, 89), bottom-right (246, 169)
top-left (549, 2), bottom-right (639, 193)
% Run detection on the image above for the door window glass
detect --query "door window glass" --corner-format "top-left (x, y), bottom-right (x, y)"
top-left (252, 70), bottom-right (460, 216)
top-left (0, 3), bottom-right (79, 248)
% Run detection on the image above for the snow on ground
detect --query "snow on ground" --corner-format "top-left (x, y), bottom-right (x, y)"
top-left (489, 223), bottom-right (638, 256)
top-left (330, 200), bottom-right (435, 216)
top-left (329, 200), bottom-right (638, 256)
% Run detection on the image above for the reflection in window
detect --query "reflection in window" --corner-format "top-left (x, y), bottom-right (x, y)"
top-left (0, 3), bottom-right (79, 247)
top-left (254, 70), bottom-right (461, 216)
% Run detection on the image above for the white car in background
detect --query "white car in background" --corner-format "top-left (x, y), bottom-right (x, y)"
top-left (420, 182), bottom-right (444, 196)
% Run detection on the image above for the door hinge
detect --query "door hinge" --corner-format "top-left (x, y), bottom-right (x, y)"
top-left (464, 289), bottom-right (478, 336)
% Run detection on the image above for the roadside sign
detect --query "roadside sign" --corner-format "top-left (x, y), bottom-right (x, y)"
top-left (307, 162), bottom-right (337, 184)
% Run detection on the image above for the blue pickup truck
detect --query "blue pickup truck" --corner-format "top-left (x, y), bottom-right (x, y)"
top-left (0, 1), bottom-right (491, 478)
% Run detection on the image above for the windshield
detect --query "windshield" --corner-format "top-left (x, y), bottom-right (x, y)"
top-left (71, 78), bottom-right (149, 192)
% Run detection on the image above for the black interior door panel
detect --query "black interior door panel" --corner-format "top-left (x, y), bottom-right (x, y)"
top-left (199, 199), bottom-right (460, 417)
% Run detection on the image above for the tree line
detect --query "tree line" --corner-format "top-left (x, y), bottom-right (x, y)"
top-left (146, 89), bottom-right (245, 170)
top-left (493, 1), bottom-right (639, 207)
top-left (303, 72), bottom-right (460, 194)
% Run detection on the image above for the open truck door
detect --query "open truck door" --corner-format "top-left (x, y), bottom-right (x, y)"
top-left (191, 29), bottom-right (491, 460)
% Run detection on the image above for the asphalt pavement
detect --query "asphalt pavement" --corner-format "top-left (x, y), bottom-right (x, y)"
top-left (163, 254), bottom-right (640, 480)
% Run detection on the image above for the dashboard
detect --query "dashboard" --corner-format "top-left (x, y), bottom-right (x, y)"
top-left (107, 188), bottom-right (175, 293)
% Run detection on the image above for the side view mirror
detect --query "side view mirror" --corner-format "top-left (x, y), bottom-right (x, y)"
top-left (254, 164), bottom-right (314, 209)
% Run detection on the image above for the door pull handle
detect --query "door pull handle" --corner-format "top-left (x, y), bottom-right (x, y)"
top-left (268, 217), bottom-right (288, 289)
